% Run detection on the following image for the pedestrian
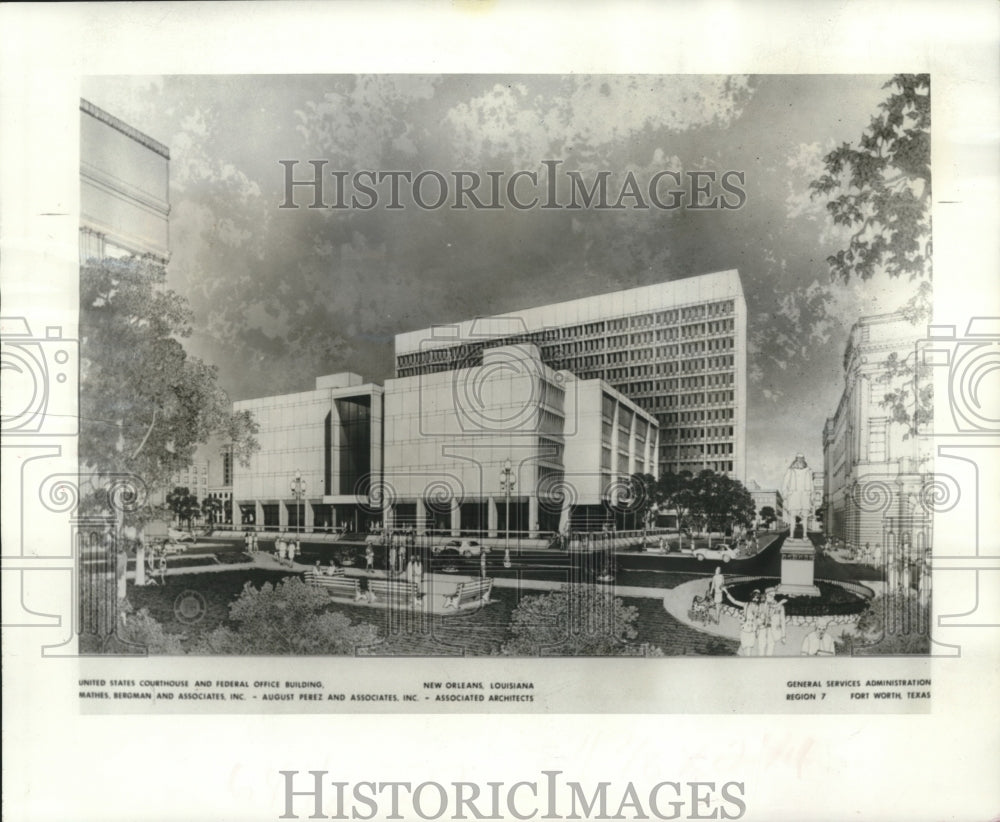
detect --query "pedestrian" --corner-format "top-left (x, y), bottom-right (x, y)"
top-left (709, 566), bottom-right (725, 623)
top-left (723, 587), bottom-right (763, 657)
top-left (365, 544), bottom-right (374, 571)
top-left (918, 558), bottom-right (932, 608)
top-left (801, 619), bottom-right (835, 656)
top-left (414, 555), bottom-right (424, 597)
top-left (277, 537), bottom-right (287, 562)
top-left (757, 588), bottom-right (787, 657)
top-left (406, 554), bottom-right (415, 583)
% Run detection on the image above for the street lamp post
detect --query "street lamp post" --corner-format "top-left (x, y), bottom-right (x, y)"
top-left (290, 471), bottom-right (307, 535)
top-left (499, 459), bottom-right (516, 567)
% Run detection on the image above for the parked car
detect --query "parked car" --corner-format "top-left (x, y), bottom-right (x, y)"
top-left (432, 539), bottom-right (487, 557)
top-left (691, 543), bottom-right (737, 563)
top-left (167, 528), bottom-right (196, 543)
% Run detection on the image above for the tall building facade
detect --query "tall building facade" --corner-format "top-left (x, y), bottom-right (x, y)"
top-left (79, 99), bottom-right (170, 264)
top-left (394, 270), bottom-right (747, 481)
top-left (822, 312), bottom-right (932, 555)
top-left (383, 344), bottom-right (658, 535)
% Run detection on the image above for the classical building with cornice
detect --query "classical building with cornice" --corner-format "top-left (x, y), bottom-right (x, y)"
top-left (80, 99), bottom-right (170, 264)
top-left (822, 312), bottom-right (932, 563)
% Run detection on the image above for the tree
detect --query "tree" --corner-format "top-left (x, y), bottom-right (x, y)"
top-left (811, 74), bottom-right (932, 437)
top-left (759, 506), bottom-right (777, 530)
top-left (200, 495), bottom-right (224, 526)
top-left (686, 470), bottom-right (755, 534)
top-left (165, 486), bottom-right (201, 530)
top-left (80, 256), bottom-right (259, 516)
top-left (656, 471), bottom-right (695, 530)
top-left (193, 577), bottom-right (381, 655)
top-left (500, 585), bottom-right (661, 657)
top-left (810, 74), bottom-right (930, 289)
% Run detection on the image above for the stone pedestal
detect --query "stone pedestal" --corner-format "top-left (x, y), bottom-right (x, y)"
top-left (778, 537), bottom-right (820, 597)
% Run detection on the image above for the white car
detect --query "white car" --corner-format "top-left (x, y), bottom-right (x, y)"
top-left (692, 544), bottom-right (737, 563)
top-left (167, 528), bottom-right (196, 543)
top-left (433, 539), bottom-right (487, 557)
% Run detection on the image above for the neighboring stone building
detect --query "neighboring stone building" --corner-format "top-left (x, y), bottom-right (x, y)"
top-left (79, 99), bottom-right (170, 264)
top-left (746, 479), bottom-right (785, 530)
top-left (822, 312), bottom-right (933, 556)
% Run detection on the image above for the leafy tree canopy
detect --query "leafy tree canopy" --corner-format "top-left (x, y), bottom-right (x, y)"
top-left (80, 257), bottom-right (259, 503)
top-left (165, 486), bottom-right (201, 528)
top-left (810, 74), bottom-right (930, 288)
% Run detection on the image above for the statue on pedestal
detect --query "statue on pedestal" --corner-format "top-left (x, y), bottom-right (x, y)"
top-left (782, 454), bottom-right (814, 539)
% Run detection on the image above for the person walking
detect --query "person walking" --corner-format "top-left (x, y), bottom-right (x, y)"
top-left (709, 566), bottom-right (725, 624)
top-left (414, 555), bottom-right (424, 598)
top-left (723, 587), bottom-right (763, 656)
top-left (758, 588), bottom-right (788, 656)
top-left (365, 544), bottom-right (374, 572)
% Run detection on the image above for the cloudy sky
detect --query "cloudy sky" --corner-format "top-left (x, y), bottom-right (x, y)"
top-left (82, 74), bottom-right (924, 489)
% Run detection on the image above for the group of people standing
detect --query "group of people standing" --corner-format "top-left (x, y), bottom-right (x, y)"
top-left (242, 531), bottom-right (260, 555)
top-left (274, 535), bottom-right (301, 564)
top-left (711, 572), bottom-right (789, 657)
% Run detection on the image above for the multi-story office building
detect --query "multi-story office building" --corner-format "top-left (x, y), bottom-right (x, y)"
top-left (822, 312), bottom-right (932, 554)
top-left (394, 270), bottom-right (746, 481)
top-left (227, 346), bottom-right (657, 536)
top-left (233, 373), bottom-right (384, 532)
top-left (79, 99), bottom-right (170, 264)
top-left (382, 344), bottom-right (658, 535)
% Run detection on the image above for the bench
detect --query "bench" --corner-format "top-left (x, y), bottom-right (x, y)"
top-left (367, 578), bottom-right (419, 603)
top-left (443, 578), bottom-right (494, 610)
top-left (303, 570), bottom-right (362, 600)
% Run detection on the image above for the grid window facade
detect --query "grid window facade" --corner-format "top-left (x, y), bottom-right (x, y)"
top-left (395, 276), bottom-right (745, 479)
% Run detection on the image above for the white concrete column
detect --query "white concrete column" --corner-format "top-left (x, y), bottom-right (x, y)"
top-left (528, 494), bottom-right (539, 537)
top-left (305, 500), bottom-right (315, 533)
top-left (135, 542), bottom-right (146, 587)
top-left (488, 496), bottom-right (498, 538)
top-left (415, 502), bottom-right (426, 535)
top-left (279, 500), bottom-right (289, 529)
top-left (450, 498), bottom-right (461, 537)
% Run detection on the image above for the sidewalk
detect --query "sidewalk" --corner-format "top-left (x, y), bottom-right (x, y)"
top-left (661, 578), bottom-right (859, 657)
